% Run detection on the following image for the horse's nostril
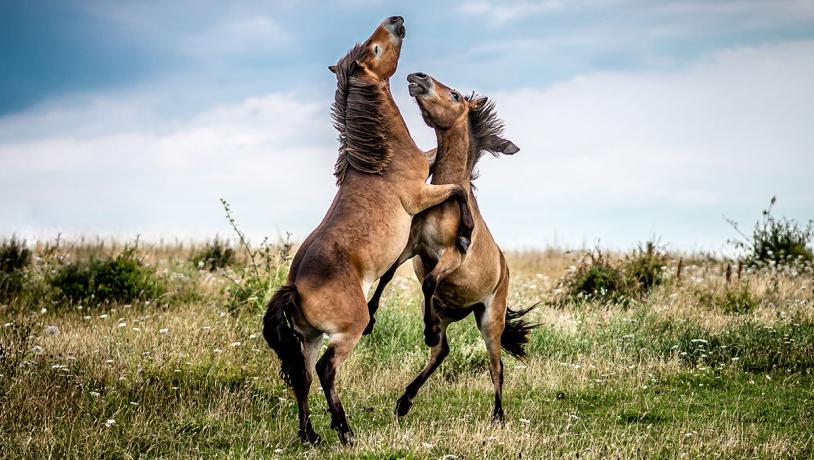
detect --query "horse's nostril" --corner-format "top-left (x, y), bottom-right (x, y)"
top-left (389, 15), bottom-right (403, 24)
top-left (415, 72), bottom-right (427, 79)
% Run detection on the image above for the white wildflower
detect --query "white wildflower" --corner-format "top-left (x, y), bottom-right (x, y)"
top-left (89, 391), bottom-right (100, 398)
top-left (99, 314), bottom-right (109, 319)
top-left (31, 345), bottom-right (44, 355)
top-left (105, 419), bottom-right (116, 428)
top-left (159, 328), bottom-right (169, 334)
top-left (519, 418), bottom-right (531, 424)
top-left (45, 325), bottom-right (60, 336)
top-left (40, 308), bottom-right (47, 314)
top-left (231, 341), bottom-right (241, 348)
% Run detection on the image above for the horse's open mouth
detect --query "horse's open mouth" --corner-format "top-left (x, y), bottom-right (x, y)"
top-left (408, 81), bottom-right (422, 96)
top-left (397, 24), bottom-right (406, 38)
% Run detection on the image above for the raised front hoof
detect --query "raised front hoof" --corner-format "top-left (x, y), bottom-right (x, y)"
top-left (362, 317), bottom-right (376, 336)
top-left (337, 429), bottom-right (355, 446)
top-left (298, 428), bottom-right (322, 445)
top-left (423, 327), bottom-right (441, 347)
top-left (455, 236), bottom-right (471, 254)
top-left (395, 395), bottom-right (413, 418)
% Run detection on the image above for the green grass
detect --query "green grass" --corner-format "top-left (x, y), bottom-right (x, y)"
top-left (1, 243), bottom-right (813, 458)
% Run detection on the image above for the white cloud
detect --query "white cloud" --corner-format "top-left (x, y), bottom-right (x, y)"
top-left (0, 93), bottom-right (338, 242)
top-left (1, 40), bottom-right (812, 251)
top-left (182, 15), bottom-right (294, 58)
top-left (464, 40), bottom-right (814, 249)
top-left (460, 0), bottom-right (814, 30)
top-left (460, 1), bottom-right (568, 25)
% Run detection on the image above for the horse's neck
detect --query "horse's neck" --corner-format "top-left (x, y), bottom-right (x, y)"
top-left (431, 124), bottom-right (471, 187)
top-left (377, 83), bottom-right (420, 154)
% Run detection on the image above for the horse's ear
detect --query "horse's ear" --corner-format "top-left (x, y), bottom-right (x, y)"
top-left (469, 96), bottom-right (488, 111)
top-left (328, 65), bottom-right (337, 74)
top-left (497, 138), bottom-right (519, 155)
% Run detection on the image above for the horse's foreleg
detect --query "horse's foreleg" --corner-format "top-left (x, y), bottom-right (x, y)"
top-left (421, 249), bottom-right (462, 347)
top-left (364, 263), bottom-right (396, 335)
top-left (365, 246), bottom-right (414, 335)
top-left (395, 320), bottom-right (450, 418)
top-left (316, 331), bottom-right (362, 446)
top-left (404, 184), bottom-right (474, 253)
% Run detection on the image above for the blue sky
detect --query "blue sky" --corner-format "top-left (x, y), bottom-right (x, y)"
top-left (1, 1), bottom-right (813, 252)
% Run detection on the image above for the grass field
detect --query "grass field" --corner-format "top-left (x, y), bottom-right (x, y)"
top-left (1, 241), bottom-right (813, 458)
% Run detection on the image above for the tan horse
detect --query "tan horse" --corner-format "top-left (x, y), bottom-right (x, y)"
top-left (262, 18), bottom-right (474, 446)
top-left (366, 72), bottom-right (537, 422)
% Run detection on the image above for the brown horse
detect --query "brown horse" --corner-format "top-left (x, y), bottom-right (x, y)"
top-left (262, 18), bottom-right (475, 446)
top-left (366, 72), bottom-right (537, 422)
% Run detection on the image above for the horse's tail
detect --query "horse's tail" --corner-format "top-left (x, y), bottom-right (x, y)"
top-left (501, 304), bottom-right (540, 360)
top-left (263, 285), bottom-right (307, 389)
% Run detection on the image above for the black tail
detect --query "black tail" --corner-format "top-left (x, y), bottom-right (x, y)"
top-left (263, 285), bottom-right (307, 388)
top-left (501, 304), bottom-right (540, 360)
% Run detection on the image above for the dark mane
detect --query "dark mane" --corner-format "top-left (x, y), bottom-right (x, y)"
top-left (466, 93), bottom-right (507, 181)
top-left (331, 43), bottom-right (391, 184)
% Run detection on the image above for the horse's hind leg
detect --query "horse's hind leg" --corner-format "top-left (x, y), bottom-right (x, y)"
top-left (475, 276), bottom-right (509, 422)
top-left (395, 319), bottom-right (450, 417)
top-left (295, 333), bottom-right (323, 444)
top-left (421, 249), bottom-right (462, 346)
top-left (316, 330), bottom-right (362, 445)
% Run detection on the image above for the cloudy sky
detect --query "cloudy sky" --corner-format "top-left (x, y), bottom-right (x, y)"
top-left (1, 1), bottom-right (813, 252)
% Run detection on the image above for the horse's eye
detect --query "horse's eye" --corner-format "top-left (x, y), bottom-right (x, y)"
top-left (451, 91), bottom-right (460, 102)
top-left (374, 45), bottom-right (380, 56)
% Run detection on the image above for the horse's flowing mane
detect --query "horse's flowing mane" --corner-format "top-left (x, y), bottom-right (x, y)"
top-left (331, 43), bottom-right (391, 184)
top-left (466, 93), bottom-right (507, 181)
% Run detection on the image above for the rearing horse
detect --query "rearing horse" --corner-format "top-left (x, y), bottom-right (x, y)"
top-left (263, 18), bottom-right (474, 446)
top-left (367, 72), bottom-right (538, 422)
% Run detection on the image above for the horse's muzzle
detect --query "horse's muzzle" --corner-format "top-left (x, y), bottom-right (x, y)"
top-left (407, 72), bottom-right (431, 96)
top-left (385, 16), bottom-right (406, 39)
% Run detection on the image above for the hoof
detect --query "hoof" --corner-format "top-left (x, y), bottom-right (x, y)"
top-left (491, 410), bottom-right (505, 425)
top-left (362, 318), bottom-right (375, 336)
top-left (299, 428), bottom-right (322, 445)
top-left (338, 430), bottom-right (355, 446)
top-left (395, 395), bottom-right (412, 417)
top-left (456, 236), bottom-right (471, 253)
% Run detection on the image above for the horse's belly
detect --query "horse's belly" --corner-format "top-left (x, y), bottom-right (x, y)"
top-left (361, 209), bottom-right (412, 287)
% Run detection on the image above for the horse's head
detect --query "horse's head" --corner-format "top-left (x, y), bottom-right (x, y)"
top-left (407, 72), bottom-right (471, 130)
top-left (408, 72), bottom-right (519, 176)
top-left (329, 16), bottom-right (405, 81)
